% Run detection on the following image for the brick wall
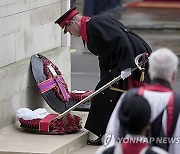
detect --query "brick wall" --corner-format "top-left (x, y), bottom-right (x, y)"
top-left (0, 0), bottom-right (71, 129)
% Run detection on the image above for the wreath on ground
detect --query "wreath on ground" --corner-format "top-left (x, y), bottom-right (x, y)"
top-left (17, 108), bottom-right (82, 134)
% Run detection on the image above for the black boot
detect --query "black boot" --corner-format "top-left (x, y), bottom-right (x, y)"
top-left (87, 135), bottom-right (103, 146)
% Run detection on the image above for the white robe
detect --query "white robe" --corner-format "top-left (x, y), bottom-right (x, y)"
top-left (105, 89), bottom-right (180, 154)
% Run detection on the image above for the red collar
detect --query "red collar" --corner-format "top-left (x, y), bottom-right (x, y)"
top-left (80, 16), bottom-right (90, 44)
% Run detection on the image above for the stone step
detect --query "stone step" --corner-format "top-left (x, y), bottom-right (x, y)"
top-left (72, 145), bottom-right (98, 154)
top-left (132, 29), bottom-right (180, 55)
top-left (120, 8), bottom-right (180, 55)
top-left (0, 111), bottom-right (90, 154)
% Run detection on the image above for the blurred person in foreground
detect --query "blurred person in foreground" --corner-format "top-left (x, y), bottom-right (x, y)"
top-left (54, 7), bottom-right (152, 145)
top-left (106, 48), bottom-right (180, 153)
top-left (96, 95), bottom-right (169, 154)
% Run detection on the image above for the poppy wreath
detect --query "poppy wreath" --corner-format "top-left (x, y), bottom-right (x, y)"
top-left (43, 58), bottom-right (70, 102)
top-left (42, 57), bottom-right (93, 103)
top-left (19, 113), bottom-right (82, 134)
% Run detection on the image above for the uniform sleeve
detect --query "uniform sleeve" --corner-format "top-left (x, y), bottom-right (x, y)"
top-left (88, 17), bottom-right (135, 71)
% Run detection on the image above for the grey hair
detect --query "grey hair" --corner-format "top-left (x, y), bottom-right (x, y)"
top-left (149, 48), bottom-right (179, 82)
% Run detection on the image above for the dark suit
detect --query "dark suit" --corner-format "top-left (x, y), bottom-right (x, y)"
top-left (84, 15), bottom-right (152, 136)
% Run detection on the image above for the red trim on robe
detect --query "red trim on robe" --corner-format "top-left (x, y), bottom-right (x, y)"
top-left (167, 93), bottom-right (174, 137)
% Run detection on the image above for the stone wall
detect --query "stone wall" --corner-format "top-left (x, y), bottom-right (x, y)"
top-left (0, 0), bottom-right (71, 129)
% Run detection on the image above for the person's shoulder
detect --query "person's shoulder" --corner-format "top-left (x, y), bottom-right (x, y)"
top-left (91, 15), bottom-right (109, 21)
top-left (88, 15), bottom-right (112, 31)
top-left (89, 15), bottom-right (116, 25)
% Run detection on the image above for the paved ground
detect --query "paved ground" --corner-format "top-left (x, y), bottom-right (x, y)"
top-left (71, 0), bottom-right (180, 92)
top-left (71, 36), bottom-right (99, 91)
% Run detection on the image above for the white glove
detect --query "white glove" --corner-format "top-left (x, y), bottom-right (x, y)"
top-left (120, 68), bottom-right (131, 80)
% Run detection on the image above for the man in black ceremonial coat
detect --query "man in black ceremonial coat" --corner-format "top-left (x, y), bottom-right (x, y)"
top-left (54, 7), bottom-right (152, 145)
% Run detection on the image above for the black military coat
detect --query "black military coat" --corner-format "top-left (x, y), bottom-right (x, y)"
top-left (84, 15), bottom-right (152, 136)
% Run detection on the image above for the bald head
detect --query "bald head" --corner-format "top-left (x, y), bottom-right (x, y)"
top-left (149, 48), bottom-right (179, 84)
